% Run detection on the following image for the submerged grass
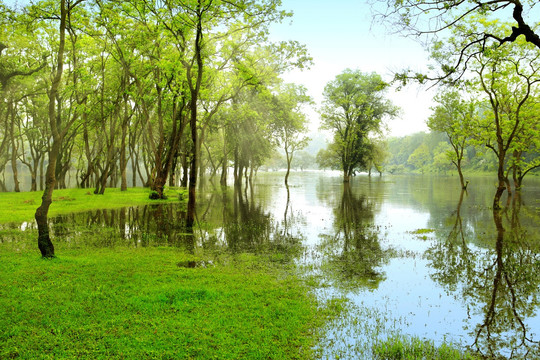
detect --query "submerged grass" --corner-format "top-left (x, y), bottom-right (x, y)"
top-left (312, 291), bottom-right (482, 359)
top-left (0, 187), bottom-right (186, 224)
top-left (0, 246), bottom-right (333, 359)
top-left (373, 335), bottom-right (480, 360)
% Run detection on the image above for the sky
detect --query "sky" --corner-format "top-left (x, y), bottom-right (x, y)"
top-left (268, 0), bottom-right (435, 137)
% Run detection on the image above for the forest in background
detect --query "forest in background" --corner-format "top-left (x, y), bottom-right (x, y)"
top-left (384, 131), bottom-right (540, 176)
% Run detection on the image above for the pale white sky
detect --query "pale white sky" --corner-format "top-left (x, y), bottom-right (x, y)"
top-left (269, 0), bottom-right (434, 137)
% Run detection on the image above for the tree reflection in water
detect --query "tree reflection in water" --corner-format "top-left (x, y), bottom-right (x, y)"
top-left (427, 192), bottom-right (540, 359)
top-left (194, 183), bottom-right (305, 260)
top-left (318, 183), bottom-right (388, 290)
top-left (42, 204), bottom-right (195, 249)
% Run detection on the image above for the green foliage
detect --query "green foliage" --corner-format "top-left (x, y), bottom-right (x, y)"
top-left (316, 142), bottom-right (342, 171)
top-left (407, 143), bottom-right (431, 173)
top-left (384, 131), bottom-right (529, 176)
top-left (319, 69), bottom-right (398, 178)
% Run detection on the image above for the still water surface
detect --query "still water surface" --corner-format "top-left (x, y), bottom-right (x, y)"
top-left (4, 172), bottom-right (540, 358)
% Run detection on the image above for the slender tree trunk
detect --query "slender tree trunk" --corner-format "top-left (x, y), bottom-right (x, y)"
top-left (10, 139), bottom-right (20, 192)
top-left (343, 170), bottom-right (351, 183)
top-left (30, 158), bottom-right (39, 191)
top-left (284, 148), bottom-right (291, 186)
top-left (181, 151), bottom-right (188, 187)
top-left (169, 153), bottom-right (177, 187)
top-left (220, 131), bottom-right (227, 187)
top-left (456, 158), bottom-right (466, 190)
top-left (186, 1), bottom-right (204, 228)
top-left (35, 0), bottom-right (67, 258)
top-left (120, 128), bottom-right (128, 191)
top-left (9, 101), bottom-right (20, 192)
top-left (131, 154), bottom-right (137, 188)
top-left (493, 151), bottom-right (506, 210)
top-left (187, 121), bottom-right (198, 227)
top-left (35, 140), bottom-right (61, 257)
top-left (233, 145), bottom-right (239, 186)
top-left (39, 156), bottom-right (44, 191)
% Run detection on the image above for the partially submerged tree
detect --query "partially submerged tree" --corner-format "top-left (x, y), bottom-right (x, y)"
top-left (468, 36), bottom-right (540, 208)
top-left (270, 83), bottom-right (312, 186)
top-left (319, 69), bottom-right (397, 182)
top-left (427, 90), bottom-right (475, 189)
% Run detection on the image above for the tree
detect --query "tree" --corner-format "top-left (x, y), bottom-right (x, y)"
top-left (33, 0), bottom-right (79, 258)
top-left (379, 0), bottom-right (540, 83)
top-left (506, 99), bottom-right (540, 191)
top-left (468, 37), bottom-right (540, 208)
top-left (0, 5), bottom-right (48, 193)
top-left (295, 150), bottom-right (316, 171)
top-left (143, 0), bottom-right (291, 227)
top-left (319, 69), bottom-right (397, 182)
top-left (364, 138), bottom-right (387, 176)
top-left (270, 83), bottom-right (312, 186)
top-left (427, 90), bottom-right (475, 189)
top-left (407, 143), bottom-right (431, 173)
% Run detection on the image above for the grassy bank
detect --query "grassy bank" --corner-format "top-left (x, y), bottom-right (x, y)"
top-left (0, 246), bottom-right (333, 359)
top-left (0, 187), bottom-right (186, 224)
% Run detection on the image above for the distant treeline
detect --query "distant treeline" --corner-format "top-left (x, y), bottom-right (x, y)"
top-left (385, 131), bottom-right (540, 176)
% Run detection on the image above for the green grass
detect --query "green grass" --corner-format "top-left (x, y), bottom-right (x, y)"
top-left (373, 335), bottom-right (480, 360)
top-left (0, 246), bottom-right (331, 359)
top-left (0, 187), bottom-right (186, 224)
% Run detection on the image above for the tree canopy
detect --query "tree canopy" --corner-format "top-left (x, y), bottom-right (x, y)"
top-left (318, 69), bottom-right (398, 181)
top-left (378, 0), bottom-right (540, 83)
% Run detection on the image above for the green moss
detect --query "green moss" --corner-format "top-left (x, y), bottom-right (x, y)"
top-left (0, 187), bottom-right (186, 224)
top-left (0, 246), bottom-right (329, 359)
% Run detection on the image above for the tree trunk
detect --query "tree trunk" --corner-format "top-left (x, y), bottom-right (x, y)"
top-left (9, 101), bottom-right (20, 192)
top-left (30, 159), bottom-right (38, 191)
top-left (186, 5), bottom-right (203, 227)
top-left (285, 158), bottom-right (291, 187)
top-left (35, 139), bottom-right (61, 258)
top-left (131, 153), bottom-right (137, 188)
top-left (120, 128), bottom-right (128, 191)
top-left (493, 158), bottom-right (507, 210)
top-left (284, 147), bottom-right (292, 186)
top-left (169, 153), bottom-right (177, 187)
top-left (343, 170), bottom-right (351, 183)
top-left (39, 156), bottom-right (44, 190)
top-left (181, 152), bottom-right (188, 187)
top-left (35, 0), bottom-right (68, 258)
top-left (10, 139), bottom-right (20, 192)
top-left (457, 159), bottom-right (466, 190)
top-left (220, 132), bottom-right (227, 187)
top-left (186, 127), bottom-right (198, 228)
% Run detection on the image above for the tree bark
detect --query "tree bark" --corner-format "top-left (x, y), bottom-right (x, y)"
top-left (343, 170), bottom-right (351, 183)
top-left (8, 100), bottom-right (20, 192)
top-left (457, 158), bottom-right (466, 190)
top-left (186, 0), bottom-right (204, 228)
top-left (35, 140), bottom-right (61, 257)
top-left (220, 131), bottom-right (227, 186)
top-left (34, 0), bottom-right (68, 258)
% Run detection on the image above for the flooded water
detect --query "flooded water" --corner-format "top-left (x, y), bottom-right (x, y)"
top-left (2, 171), bottom-right (540, 358)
